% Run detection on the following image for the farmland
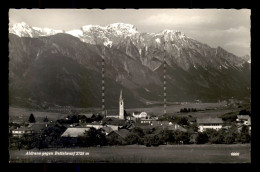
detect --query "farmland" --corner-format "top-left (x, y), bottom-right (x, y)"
top-left (9, 107), bottom-right (69, 123)
top-left (9, 101), bottom-right (240, 123)
top-left (9, 144), bottom-right (250, 163)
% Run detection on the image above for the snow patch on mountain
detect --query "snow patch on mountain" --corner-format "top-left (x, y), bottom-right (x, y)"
top-left (33, 27), bottom-right (64, 36)
top-left (9, 22), bottom-right (35, 37)
top-left (66, 29), bottom-right (84, 37)
top-left (104, 38), bottom-right (112, 47)
top-left (9, 22), bottom-right (64, 37)
top-left (155, 38), bottom-right (161, 44)
top-left (81, 25), bottom-right (106, 32)
top-left (106, 23), bottom-right (138, 37)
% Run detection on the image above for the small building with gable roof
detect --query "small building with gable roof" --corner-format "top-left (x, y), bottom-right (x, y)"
top-left (197, 118), bottom-right (223, 132)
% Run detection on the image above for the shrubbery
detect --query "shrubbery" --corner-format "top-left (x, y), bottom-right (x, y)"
top-left (196, 126), bottom-right (250, 144)
top-left (78, 127), bottom-right (107, 147)
top-left (180, 108), bottom-right (197, 113)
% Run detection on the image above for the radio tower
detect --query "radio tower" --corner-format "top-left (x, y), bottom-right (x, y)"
top-left (164, 55), bottom-right (167, 115)
top-left (102, 48), bottom-right (105, 115)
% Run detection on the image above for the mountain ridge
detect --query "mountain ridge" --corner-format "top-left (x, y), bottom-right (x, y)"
top-left (8, 23), bottom-right (251, 108)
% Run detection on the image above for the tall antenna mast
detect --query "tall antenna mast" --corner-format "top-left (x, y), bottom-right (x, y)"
top-left (164, 54), bottom-right (167, 115)
top-left (102, 47), bottom-right (105, 115)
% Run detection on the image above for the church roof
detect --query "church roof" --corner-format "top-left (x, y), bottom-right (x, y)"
top-left (120, 89), bottom-right (123, 100)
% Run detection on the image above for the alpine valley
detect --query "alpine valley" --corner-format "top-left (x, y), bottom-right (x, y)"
top-left (9, 22), bottom-right (251, 108)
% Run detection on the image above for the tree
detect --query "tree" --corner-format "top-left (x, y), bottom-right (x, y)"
top-left (28, 113), bottom-right (36, 123)
top-left (239, 109), bottom-right (251, 116)
top-left (78, 128), bottom-right (107, 147)
top-left (32, 123), bottom-right (67, 148)
top-left (131, 127), bottom-right (145, 137)
top-left (107, 134), bottom-right (121, 145)
top-left (196, 132), bottom-right (209, 144)
top-left (143, 135), bottom-right (153, 147)
top-left (224, 133), bottom-right (235, 144)
top-left (143, 134), bottom-right (161, 146)
top-left (124, 110), bottom-right (128, 117)
top-left (205, 129), bottom-right (219, 144)
top-left (43, 116), bottom-right (49, 122)
top-left (173, 130), bottom-right (190, 144)
top-left (70, 115), bottom-right (79, 123)
top-left (190, 123), bottom-right (198, 132)
top-left (239, 125), bottom-right (250, 143)
top-left (125, 134), bottom-right (140, 145)
top-left (215, 128), bottom-right (225, 144)
top-left (161, 130), bottom-right (174, 144)
top-left (176, 117), bottom-right (188, 126)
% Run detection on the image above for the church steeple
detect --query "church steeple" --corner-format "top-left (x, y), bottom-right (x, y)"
top-left (119, 89), bottom-right (124, 119)
top-left (119, 89), bottom-right (123, 100)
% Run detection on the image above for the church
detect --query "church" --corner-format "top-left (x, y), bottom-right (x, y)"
top-left (105, 90), bottom-right (125, 120)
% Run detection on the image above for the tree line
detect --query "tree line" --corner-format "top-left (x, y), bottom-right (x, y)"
top-left (9, 124), bottom-right (250, 150)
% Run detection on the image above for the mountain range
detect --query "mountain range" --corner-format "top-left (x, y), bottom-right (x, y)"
top-left (9, 22), bottom-right (251, 109)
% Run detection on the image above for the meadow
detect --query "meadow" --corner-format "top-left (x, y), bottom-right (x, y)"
top-left (126, 101), bottom-right (234, 117)
top-left (9, 144), bottom-right (250, 163)
top-left (9, 107), bottom-right (68, 123)
top-left (9, 101), bottom-right (236, 123)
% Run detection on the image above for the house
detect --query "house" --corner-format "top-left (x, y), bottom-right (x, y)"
top-left (12, 120), bottom-right (24, 126)
top-left (78, 113), bottom-right (96, 123)
top-left (132, 112), bottom-right (148, 119)
top-left (150, 121), bottom-right (173, 127)
top-left (248, 117), bottom-right (251, 132)
top-left (12, 127), bottom-right (33, 137)
top-left (236, 115), bottom-right (251, 125)
top-left (124, 123), bottom-right (135, 130)
top-left (99, 126), bottom-right (113, 135)
top-left (107, 125), bottom-right (119, 131)
top-left (61, 127), bottom-right (90, 137)
top-left (101, 118), bottom-right (125, 127)
top-left (105, 114), bottom-right (121, 119)
top-left (139, 117), bottom-right (157, 124)
top-left (107, 129), bottom-right (130, 140)
top-left (61, 127), bottom-right (90, 146)
top-left (237, 117), bottom-right (251, 134)
top-left (188, 117), bottom-right (196, 124)
top-left (167, 124), bottom-right (187, 132)
top-left (197, 118), bottom-right (223, 132)
top-left (29, 123), bottom-right (48, 134)
top-left (86, 122), bottom-right (104, 129)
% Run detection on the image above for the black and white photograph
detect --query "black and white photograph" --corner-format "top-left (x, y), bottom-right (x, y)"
top-left (8, 9), bottom-right (251, 163)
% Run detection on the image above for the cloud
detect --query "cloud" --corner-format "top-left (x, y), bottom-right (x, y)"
top-left (183, 25), bottom-right (250, 56)
top-left (140, 9), bottom-right (250, 31)
top-left (142, 13), bottom-right (208, 26)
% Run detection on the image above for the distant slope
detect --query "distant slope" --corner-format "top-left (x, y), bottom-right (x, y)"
top-left (9, 23), bottom-right (251, 108)
top-left (9, 33), bottom-right (144, 108)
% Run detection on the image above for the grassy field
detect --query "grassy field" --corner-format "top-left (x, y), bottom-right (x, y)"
top-left (126, 102), bottom-right (233, 117)
top-left (9, 144), bottom-right (250, 163)
top-left (9, 107), bottom-right (68, 123)
top-left (9, 102), bottom-right (236, 123)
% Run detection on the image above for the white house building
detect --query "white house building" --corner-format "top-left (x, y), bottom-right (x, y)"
top-left (236, 115), bottom-right (251, 125)
top-left (12, 127), bottom-right (33, 137)
top-left (197, 118), bottom-right (224, 132)
top-left (132, 112), bottom-right (148, 119)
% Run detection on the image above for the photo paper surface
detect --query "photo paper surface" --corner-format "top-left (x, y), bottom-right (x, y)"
top-left (8, 9), bottom-right (251, 163)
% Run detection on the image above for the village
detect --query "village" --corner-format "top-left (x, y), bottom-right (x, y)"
top-left (9, 90), bottom-right (251, 149)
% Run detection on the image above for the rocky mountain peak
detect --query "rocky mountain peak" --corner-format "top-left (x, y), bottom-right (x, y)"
top-left (106, 23), bottom-right (138, 36)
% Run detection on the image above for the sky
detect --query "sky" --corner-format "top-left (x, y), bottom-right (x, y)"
top-left (9, 9), bottom-right (251, 57)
